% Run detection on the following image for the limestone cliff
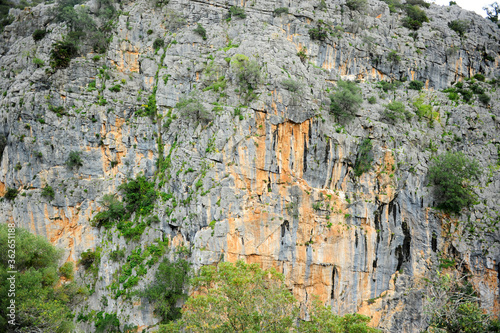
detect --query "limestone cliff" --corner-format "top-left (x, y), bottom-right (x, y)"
top-left (0, 0), bottom-right (499, 331)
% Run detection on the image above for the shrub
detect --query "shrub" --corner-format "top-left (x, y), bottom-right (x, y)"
top-left (176, 94), bottom-right (212, 123)
top-left (108, 84), bottom-right (121, 92)
top-left (368, 96), bottom-right (377, 104)
top-left (448, 19), bottom-right (470, 36)
top-left (428, 151), bottom-right (482, 214)
top-left (402, 5), bottom-right (429, 30)
top-left (59, 262), bottom-right (74, 280)
top-left (409, 80), bottom-right (424, 90)
top-left (470, 84), bottom-right (484, 95)
top-left (193, 23), bottom-right (207, 40)
top-left (119, 175), bottom-right (157, 216)
top-left (383, 101), bottom-right (412, 123)
top-left (231, 54), bottom-right (261, 100)
top-left (274, 7), bottom-right (289, 16)
top-left (281, 79), bottom-right (302, 93)
top-left (41, 185), bottom-right (55, 200)
top-left (382, 0), bottom-right (404, 13)
top-left (91, 194), bottom-right (126, 228)
top-left (95, 313), bottom-right (120, 333)
top-left (483, 2), bottom-right (499, 23)
top-left (478, 93), bottom-right (491, 105)
top-left (32, 29), bottom-right (47, 41)
top-left (413, 96), bottom-right (438, 120)
top-left (66, 151), bottom-right (83, 169)
top-left (143, 258), bottom-right (191, 323)
top-left (345, 0), bottom-right (367, 11)
top-left (473, 73), bottom-right (486, 82)
top-left (50, 39), bottom-right (78, 68)
top-left (378, 80), bottom-right (402, 92)
top-left (318, 0), bottom-right (327, 11)
top-left (0, 134), bottom-right (6, 160)
top-left (147, 29), bottom-right (153, 35)
top-left (229, 6), bottom-right (246, 19)
top-left (354, 138), bottom-right (373, 177)
top-left (406, 0), bottom-right (430, 7)
top-left (110, 248), bottom-right (125, 261)
top-left (329, 80), bottom-right (363, 123)
top-left (153, 38), bottom-right (165, 50)
top-left (33, 58), bottom-right (45, 67)
top-left (309, 23), bottom-right (328, 41)
top-left (4, 187), bottom-right (18, 200)
top-left (387, 50), bottom-right (401, 63)
top-left (459, 89), bottom-right (473, 102)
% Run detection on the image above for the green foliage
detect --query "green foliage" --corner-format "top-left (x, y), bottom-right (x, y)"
top-left (203, 76), bottom-right (227, 92)
top-left (309, 22), bottom-right (328, 41)
top-left (318, 0), bottom-right (327, 11)
top-left (383, 101), bottom-right (412, 123)
top-left (108, 84), bottom-right (121, 92)
top-left (4, 187), bottom-right (17, 200)
top-left (381, 0), bottom-right (404, 13)
top-left (163, 261), bottom-right (380, 332)
top-left (368, 96), bottom-right (377, 104)
top-left (0, 224), bottom-right (86, 332)
top-left (41, 185), bottom-right (55, 200)
top-left (33, 57), bottom-right (45, 67)
top-left (281, 78), bottom-right (302, 93)
top-left (329, 80), bottom-right (363, 123)
top-left (354, 138), bottom-right (373, 177)
top-left (448, 19), bottom-right (470, 36)
top-left (0, 0), bottom-right (15, 33)
top-left (50, 39), bottom-right (78, 68)
top-left (478, 93), bottom-right (491, 105)
top-left (229, 6), bottom-right (246, 19)
top-left (32, 29), bottom-right (47, 41)
top-left (428, 152), bottom-right (482, 214)
top-left (110, 248), bottom-right (125, 261)
top-left (153, 38), bottom-right (165, 50)
top-left (387, 50), bottom-right (401, 64)
top-left (345, 0), bottom-right (367, 11)
top-left (274, 7), bottom-right (289, 16)
top-left (409, 80), bottom-right (424, 90)
top-left (91, 194), bottom-right (125, 228)
top-left (80, 248), bottom-right (100, 271)
top-left (231, 54), bottom-right (261, 101)
top-left (0, 134), bottom-right (6, 161)
top-left (424, 269), bottom-right (499, 333)
top-left (402, 5), bottom-right (429, 30)
top-left (59, 262), bottom-right (74, 280)
top-left (483, 2), bottom-right (499, 22)
top-left (143, 258), bottom-right (191, 323)
top-left (473, 73), bottom-right (486, 82)
top-left (413, 95), bottom-right (438, 121)
top-left (378, 80), bottom-right (402, 92)
top-left (406, 0), bottom-right (430, 7)
top-left (95, 312), bottom-right (120, 333)
top-left (66, 151), bottom-right (83, 169)
top-left (459, 88), bottom-right (473, 102)
top-left (176, 93), bottom-right (213, 123)
top-left (119, 175), bottom-right (157, 216)
top-left (193, 23), bottom-right (207, 40)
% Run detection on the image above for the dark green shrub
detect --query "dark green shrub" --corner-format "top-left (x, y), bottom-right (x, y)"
top-left (153, 38), bottom-right (165, 50)
top-left (378, 80), bottom-right (402, 92)
top-left (470, 84), bottom-right (484, 95)
top-left (368, 96), bottom-right (377, 104)
top-left (383, 101), bottom-right (412, 123)
top-left (50, 39), bottom-right (78, 68)
top-left (448, 19), bottom-right (470, 36)
top-left (382, 0), bottom-right (403, 13)
top-left (80, 248), bottom-right (101, 274)
top-left (345, 0), bottom-right (367, 11)
top-left (119, 175), bottom-right (157, 216)
top-left (66, 151), bottom-right (83, 169)
top-left (387, 50), bottom-right (401, 64)
top-left (33, 58), bottom-right (45, 67)
top-left (4, 187), bottom-right (17, 200)
top-left (59, 262), bottom-right (74, 280)
top-left (428, 152), bottom-right (482, 214)
top-left (143, 258), bottom-right (191, 323)
top-left (329, 80), bottom-right (363, 123)
top-left (176, 94), bottom-right (212, 123)
top-left (354, 138), bottom-right (373, 177)
top-left (41, 185), bottom-right (55, 200)
top-left (33, 29), bottom-right (47, 41)
top-left (473, 73), bottom-right (486, 82)
top-left (229, 6), bottom-right (246, 19)
top-left (110, 248), bottom-right (125, 261)
top-left (147, 29), bottom-right (153, 35)
top-left (109, 84), bottom-right (121, 92)
top-left (478, 93), bottom-right (491, 105)
top-left (95, 312), bottom-right (120, 333)
top-left (484, 2), bottom-right (499, 23)
top-left (309, 23), bottom-right (328, 41)
top-left (449, 1), bottom-right (457, 5)
top-left (459, 89), bottom-right (473, 102)
top-left (231, 54), bottom-right (261, 101)
top-left (409, 80), bottom-right (424, 90)
top-left (402, 5), bottom-right (429, 30)
top-left (0, 134), bottom-right (6, 161)
top-left (193, 23), bottom-right (207, 40)
top-left (406, 0), bottom-right (430, 7)
top-left (92, 194), bottom-right (126, 228)
top-left (274, 7), bottom-right (289, 16)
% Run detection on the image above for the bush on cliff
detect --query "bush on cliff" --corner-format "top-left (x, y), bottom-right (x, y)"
top-left (329, 80), bottom-right (363, 123)
top-left (428, 151), bottom-right (482, 214)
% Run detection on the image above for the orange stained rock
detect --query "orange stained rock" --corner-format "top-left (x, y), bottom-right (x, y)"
top-left (0, 181), bottom-right (5, 196)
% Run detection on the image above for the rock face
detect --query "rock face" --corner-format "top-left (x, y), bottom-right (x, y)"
top-left (0, 0), bottom-right (499, 331)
